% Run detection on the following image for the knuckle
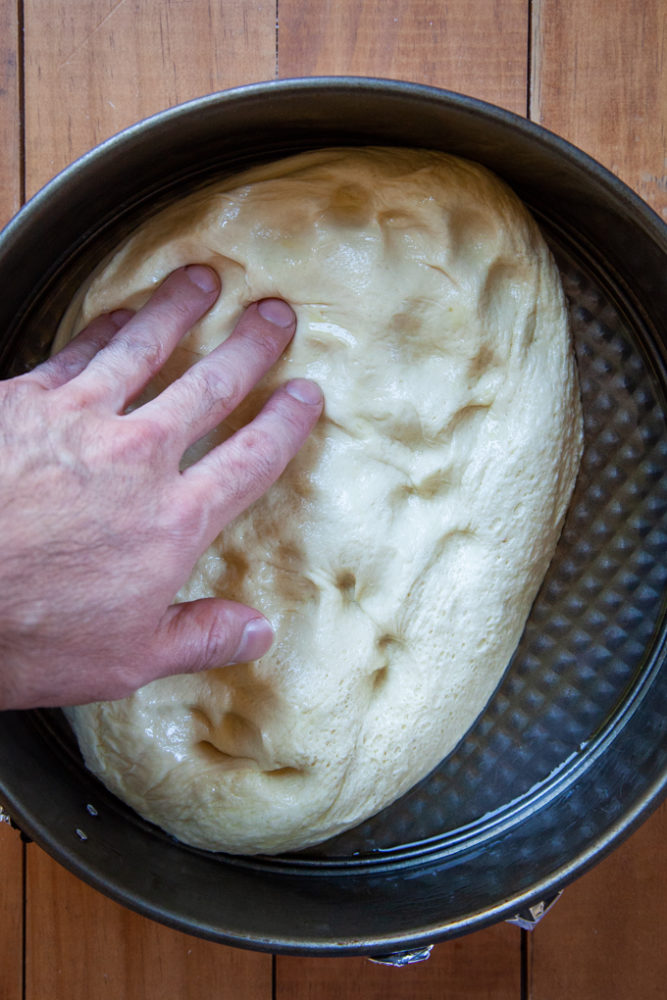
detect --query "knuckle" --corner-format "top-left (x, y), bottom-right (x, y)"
top-left (275, 392), bottom-right (315, 435)
top-left (136, 337), bottom-right (168, 372)
top-left (108, 414), bottom-right (172, 466)
top-left (0, 380), bottom-right (49, 445)
top-left (162, 602), bottom-right (236, 673)
top-left (173, 362), bottom-right (240, 429)
top-left (195, 363), bottom-right (240, 416)
top-left (233, 426), bottom-right (283, 482)
top-left (110, 633), bottom-right (167, 695)
top-left (156, 297), bottom-right (194, 332)
top-left (49, 354), bottom-right (82, 381)
top-left (153, 276), bottom-right (208, 327)
top-left (163, 485), bottom-right (209, 541)
top-left (115, 335), bottom-right (167, 376)
top-left (0, 378), bottom-right (38, 414)
top-left (86, 327), bottom-right (170, 389)
top-left (199, 617), bottom-right (233, 669)
top-left (242, 323), bottom-right (290, 365)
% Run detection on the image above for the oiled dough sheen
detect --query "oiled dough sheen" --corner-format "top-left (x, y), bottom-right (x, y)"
top-left (61, 148), bottom-right (583, 855)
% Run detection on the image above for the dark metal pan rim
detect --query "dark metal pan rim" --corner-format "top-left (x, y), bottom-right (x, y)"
top-left (2, 76), bottom-right (666, 256)
top-left (3, 769), bottom-right (665, 958)
top-left (0, 76), bottom-right (665, 955)
top-left (123, 623), bottom-right (667, 876)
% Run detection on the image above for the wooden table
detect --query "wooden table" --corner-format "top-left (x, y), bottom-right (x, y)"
top-left (1, 1), bottom-right (665, 997)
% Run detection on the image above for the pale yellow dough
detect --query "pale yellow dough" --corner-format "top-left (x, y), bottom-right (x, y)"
top-left (61, 147), bottom-right (583, 855)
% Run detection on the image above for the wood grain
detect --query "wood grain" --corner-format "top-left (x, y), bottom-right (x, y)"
top-left (25, 843), bottom-right (271, 1000)
top-left (0, 2), bottom-right (23, 995)
top-left (527, 801), bottom-right (667, 1000)
top-left (21, 1), bottom-right (276, 996)
top-left (276, 3), bottom-right (530, 990)
top-left (23, 0), bottom-right (277, 197)
top-left (0, 824), bottom-right (23, 1000)
top-left (529, 3), bottom-right (667, 996)
top-left (278, 0), bottom-right (529, 115)
top-left (8, 2), bottom-right (667, 999)
top-left (532, 0), bottom-right (667, 218)
top-left (276, 924), bottom-right (521, 1000)
top-left (0, 0), bottom-right (20, 224)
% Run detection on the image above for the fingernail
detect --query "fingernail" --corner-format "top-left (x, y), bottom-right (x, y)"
top-left (184, 264), bottom-right (220, 293)
top-left (108, 309), bottom-right (134, 329)
top-left (231, 617), bottom-right (274, 664)
top-left (257, 298), bottom-right (296, 327)
top-left (285, 378), bottom-right (323, 405)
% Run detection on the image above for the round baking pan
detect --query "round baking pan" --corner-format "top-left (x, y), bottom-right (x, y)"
top-left (0, 78), bottom-right (665, 957)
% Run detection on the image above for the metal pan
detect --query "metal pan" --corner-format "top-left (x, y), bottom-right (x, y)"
top-left (0, 78), bottom-right (665, 959)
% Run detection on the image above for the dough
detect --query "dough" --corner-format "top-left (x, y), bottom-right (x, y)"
top-left (61, 147), bottom-right (583, 855)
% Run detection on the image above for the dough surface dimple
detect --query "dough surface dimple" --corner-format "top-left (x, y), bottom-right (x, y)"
top-left (61, 147), bottom-right (583, 855)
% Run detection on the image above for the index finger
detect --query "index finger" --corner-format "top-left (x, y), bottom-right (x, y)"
top-left (69, 265), bottom-right (221, 411)
top-left (136, 297), bottom-right (297, 451)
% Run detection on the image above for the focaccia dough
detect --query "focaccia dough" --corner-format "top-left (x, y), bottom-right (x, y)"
top-left (61, 147), bottom-right (583, 854)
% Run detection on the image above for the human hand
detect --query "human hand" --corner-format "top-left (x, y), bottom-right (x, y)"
top-left (0, 265), bottom-right (323, 710)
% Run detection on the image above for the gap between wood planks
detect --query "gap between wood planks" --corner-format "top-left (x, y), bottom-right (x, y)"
top-left (17, 0), bottom-right (26, 207)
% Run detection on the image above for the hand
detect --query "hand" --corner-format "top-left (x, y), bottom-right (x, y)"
top-left (0, 265), bottom-right (323, 710)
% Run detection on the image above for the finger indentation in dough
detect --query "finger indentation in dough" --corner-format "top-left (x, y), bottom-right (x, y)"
top-left (217, 548), bottom-right (250, 591)
top-left (443, 401), bottom-right (492, 443)
top-left (397, 469), bottom-right (453, 501)
top-left (335, 570), bottom-right (357, 602)
top-left (266, 766), bottom-right (304, 778)
top-left (195, 739), bottom-right (253, 768)
top-left (196, 711), bottom-right (266, 765)
top-left (371, 665), bottom-right (389, 691)
top-left (377, 208), bottom-right (418, 230)
top-left (467, 343), bottom-right (499, 379)
top-left (376, 632), bottom-right (403, 651)
top-left (324, 184), bottom-right (373, 228)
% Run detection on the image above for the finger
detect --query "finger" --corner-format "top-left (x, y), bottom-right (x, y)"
top-left (184, 378), bottom-right (324, 547)
top-left (144, 599), bottom-right (274, 681)
top-left (24, 310), bottom-right (133, 389)
top-left (71, 265), bottom-right (221, 410)
top-left (136, 297), bottom-right (297, 451)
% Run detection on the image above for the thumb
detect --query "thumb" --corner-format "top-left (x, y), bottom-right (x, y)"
top-left (147, 598), bottom-right (274, 680)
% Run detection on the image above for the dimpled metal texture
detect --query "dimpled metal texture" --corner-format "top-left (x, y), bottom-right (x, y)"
top-left (292, 233), bottom-right (667, 864)
top-left (18, 217), bottom-right (666, 879)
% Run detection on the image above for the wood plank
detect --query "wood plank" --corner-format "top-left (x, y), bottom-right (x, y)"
top-left (276, 924), bottom-right (521, 1000)
top-left (531, 0), bottom-right (667, 218)
top-left (527, 801), bottom-right (667, 1000)
top-left (22, 2), bottom-right (275, 996)
top-left (0, 0), bottom-right (21, 224)
top-left (530, 2), bottom-right (666, 996)
top-left (0, 823), bottom-right (23, 1000)
top-left (276, 1), bottom-right (529, 990)
top-left (0, 0), bottom-right (24, 985)
top-left (25, 843), bottom-right (272, 1000)
top-left (278, 0), bottom-right (529, 115)
top-left (23, 0), bottom-right (277, 197)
